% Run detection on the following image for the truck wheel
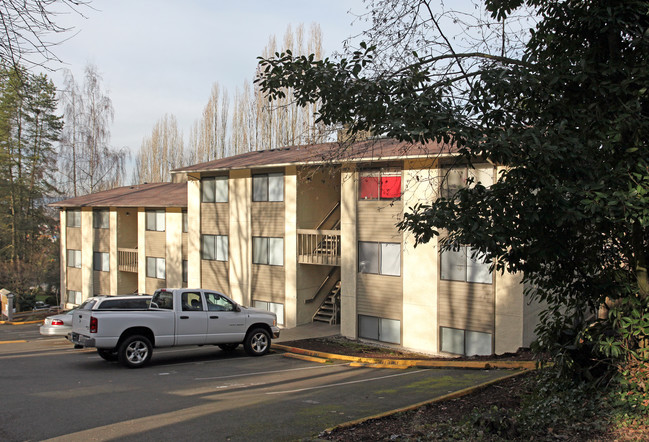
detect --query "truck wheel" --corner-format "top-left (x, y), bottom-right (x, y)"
top-left (244, 328), bottom-right (270, 356)
top-left (97, 348), bottom-right (118, 361)
top-left (118, 335), bottom-right (152, 368)
top-left (218, 343), bottom-right (238, 352)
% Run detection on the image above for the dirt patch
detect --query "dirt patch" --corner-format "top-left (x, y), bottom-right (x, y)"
top-left (279, 335), bottom-right (535, 361)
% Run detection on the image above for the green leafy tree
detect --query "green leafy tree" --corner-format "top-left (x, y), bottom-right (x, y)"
top-left (257, 0), bottom-right (649, 382)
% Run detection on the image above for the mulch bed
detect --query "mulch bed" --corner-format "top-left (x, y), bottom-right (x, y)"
top-left (278, 335), bottom-right (536, 361)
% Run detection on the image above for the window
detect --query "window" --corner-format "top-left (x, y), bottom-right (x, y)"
top-left (206, 292), bottom-right (237, 312)
top-left (93, 209), bottom-right (109, 229)
top-left (67, 209), bottom-right (81, 228)
top-left (182, 260), bottom-right (188, 283)
top-left (201, 235), bottom-right (228, 261)
top-left (252, 237), bottom-right (284, 266)
top-left (67, 249), bottom-right (81, 268)
top-left (145, 209), bottom-right (165, 232)
top-left (442, 165), bottom-right (494, 199)
top-left (440, 245), bottom-right (492, 284)
top-left (358, 315), bottom-right (401, 344)
top-left (359, 169), bottom-right (402, 200)
top-left (181, 291), bottom-right (203, 311)
top-left (254, 300), bottom-right (284, 325)
top-left (182, 211), bottom-right (188, 233)
top-left (67, 290), bottom-right (82, 305)
top-left (146, 257), bottom-right (165, 279)
top-left (358, 241), bottom-right (401, 276)
top-left (252, 173), bottom-right (283, 202)
top-left (151, 289), bottom-right (173, 310)
top-left (441, 327), bottom-right (492, 356)
top-left (93, 252), bottom-right (109, 272)
top-left (201, 176), bottom-right (228, 202)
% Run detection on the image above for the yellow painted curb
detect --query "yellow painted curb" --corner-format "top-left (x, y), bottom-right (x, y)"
top-left (0, 340), bottom-right (27, 344)
top-left (350, 362), bottom-right (410, 369)
top-left (322, 370), bottom-right (531, 434)
top-left (273, 343), bottom-right (537, 370)
top-left (0, 320), bottom-right (43, 325)
top-left (283, 353), bottom-right (332, 364)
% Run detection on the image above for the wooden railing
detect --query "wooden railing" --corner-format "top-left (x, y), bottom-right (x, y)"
top-left (118, 248), bottom-right (138, 272)
top-left (297, 229), bottom-right (341, 266)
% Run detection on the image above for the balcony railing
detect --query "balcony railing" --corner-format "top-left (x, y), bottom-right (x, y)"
top-left (297, 229), bottom-right (341, 266)
top-left (118, 248), bottom-right (138, 272)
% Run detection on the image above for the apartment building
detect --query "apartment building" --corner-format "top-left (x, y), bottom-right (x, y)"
top-left (52, 139), bottom-right (540, 356)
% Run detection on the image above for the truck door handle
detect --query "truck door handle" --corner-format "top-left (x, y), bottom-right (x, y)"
top-left (210, 315), bottom-right (219, 319)
top-left (179, 315), bottom-right (189, 319)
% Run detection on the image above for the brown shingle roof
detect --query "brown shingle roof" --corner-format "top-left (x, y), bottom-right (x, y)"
top-left (49, 183), bottom-right (187, 208)
top-left (173, 138), bottom-right (456, 173)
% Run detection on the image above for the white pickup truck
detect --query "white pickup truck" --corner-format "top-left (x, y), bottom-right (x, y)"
top-left (68, 288), bottom-right (280, 368)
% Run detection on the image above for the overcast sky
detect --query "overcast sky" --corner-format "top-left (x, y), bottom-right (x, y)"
top-left (47, 0), bottom-right (367, 158)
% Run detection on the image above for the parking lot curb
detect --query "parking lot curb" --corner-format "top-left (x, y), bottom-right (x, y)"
top-left (273, 343), bottom-right (537, 370)
top-left (0, 320), bottom-right (43, 325)
top-left (320, 370), bottom-right (530, 436)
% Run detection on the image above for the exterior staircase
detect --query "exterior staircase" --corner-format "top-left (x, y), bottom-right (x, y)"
top-left (312, 281), bottom-right (341, 324)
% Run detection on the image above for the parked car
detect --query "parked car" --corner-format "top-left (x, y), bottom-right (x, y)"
top-left (39, 310), bottom-right (75, 336)
top-left (39, 295), bottom-right (151, 337)
top-left (34, 301), bottom-right (51, 310)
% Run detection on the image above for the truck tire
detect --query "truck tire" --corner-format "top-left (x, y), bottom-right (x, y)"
top-left (97, 348), bottom-right (118, 361)
top-left (218, 343), bottom-right (238, 352)
top-left (244, 328), bottom-right (270, 356)
top-left (118, 335), bottom-right (152, 368)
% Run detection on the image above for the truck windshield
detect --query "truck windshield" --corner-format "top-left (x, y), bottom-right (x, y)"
top-left (151, 290), bottom-right (173, 310)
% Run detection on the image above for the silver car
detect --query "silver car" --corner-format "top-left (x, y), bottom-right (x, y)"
top-left (40, 310), bottom-right (75, 336)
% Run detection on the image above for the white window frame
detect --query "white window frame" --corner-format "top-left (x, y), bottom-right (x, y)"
top-left (252, 172), bottom-right (284, 202)
top-left (253, 300), bottom-right (285, 325)
top-left (440, 326), bottom-right (492, 356)
top-left (146, 257), bottom-right (166, 279)
top-left (201, 234), bottom-right (228, 261)
top-left (93, 209), bottom-right (109, 229)
top-left (145, 209), bottom-right (165, 232)
top-left (67, 249), bottom-right (81, 268)
top-left (67, 290), bottom-right (82, 305)
top-left (358, 241), bottom-right (401, 276)
top-left (201, 176), bottom-right (228, 203)
top-left (358, 314), bottom-right (401, 344)
top-left (358, 168), bottom-right (402, 201)
top-left (67, 209), bottom-right (81, 228)
top-left (441, 165), bottom-right (494, 199)
top-left (440, 245), bottom-right (492, 284)
top-left (93, 251), bottom-right (109, 272)
top-left (252, 237), bottom-right (284, 266)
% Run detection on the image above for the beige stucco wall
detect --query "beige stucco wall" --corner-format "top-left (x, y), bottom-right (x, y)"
top-left (229, 169), bottom-right (251, 305)
top-left (402, 160), bottom-right (439, 352)
top-left (81, 208), bottom-right (93, 302)
top-left (494, 271), bottom-right (525, 354)
top-left (109, 209), bottom-right (118, 295)
top-left (340, 166), bottom-right (358, 338)
top-left (59, 210), bottom-right (67, 307)
top-left (137, 209), bottom-right (146, 294)
top-left (284, 166), bottom-right (298, 328)
top-left (187, 177), bottom-right (201, 287)
top-left (166, 208), bottom-right (183, 288)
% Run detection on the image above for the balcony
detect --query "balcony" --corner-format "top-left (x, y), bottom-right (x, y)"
top-left (297, 229), bottom-right (341, 266)
top-left (118, 248), bottom-right (138, 272)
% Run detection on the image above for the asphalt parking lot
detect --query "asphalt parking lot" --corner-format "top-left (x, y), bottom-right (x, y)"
top-left (0, 323), bottom-right (520, 441)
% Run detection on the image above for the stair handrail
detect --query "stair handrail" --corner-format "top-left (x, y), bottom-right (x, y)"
top-left (305, 267), bottom-right (340, 304)
top-left (315, 201), bottom-right (340, 231)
